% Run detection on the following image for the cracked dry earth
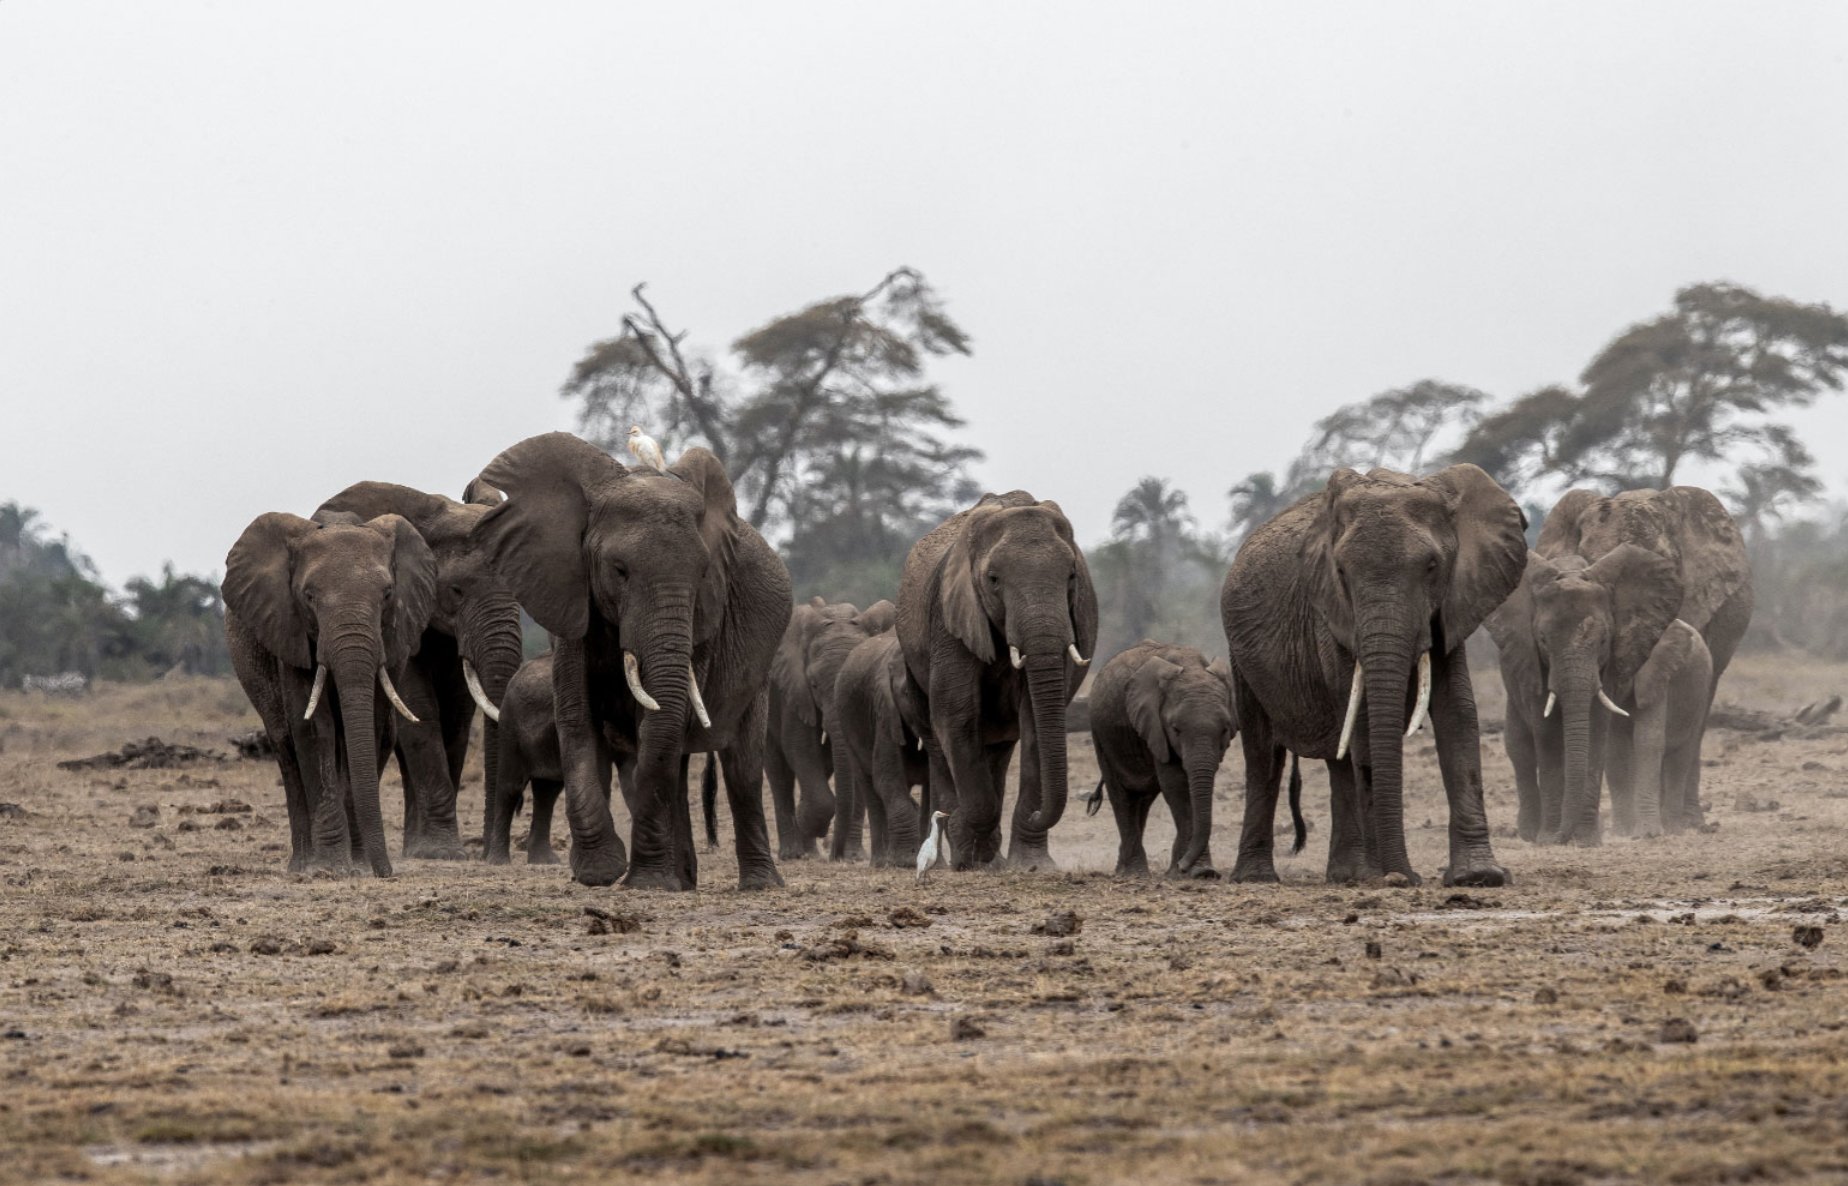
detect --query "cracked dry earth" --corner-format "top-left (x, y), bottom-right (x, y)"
top-left (1, 660), bottom-right (1845, 1186)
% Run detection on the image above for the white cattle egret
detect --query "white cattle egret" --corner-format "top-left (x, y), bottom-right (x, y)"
top-left (626, 425), bottom-right (668, 474)
top-left (916, 810), bottom-right (950, 883)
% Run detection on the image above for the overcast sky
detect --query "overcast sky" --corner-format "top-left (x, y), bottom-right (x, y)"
top-left (4, 2), bottom-right (1846, 586)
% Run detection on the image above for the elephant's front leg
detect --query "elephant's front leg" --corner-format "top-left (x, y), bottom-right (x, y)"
top-left (1324, 758), bottom-right (1377, 883)
top-left (718, 692), bottom-right (785, 891)
top-left (1155, 762), bottom-right (1208, 876)
top-left (1536, 712), bottom-right (1565, 840)
top-left (1629, 701), bottom-right (1669, 838)
top-left (391, 659), bottom-right (464, 859)
top-left (827, 728), bottom-right (867, 862)
top-left (1604, 714), bottom-right (1638, 837)
top-left (553, 639), bottom-right (628, 887)
top-left (871, 737), bottom-right (923, 865)
top-left (302, 696), bottom-right (354, 872)
top-left (1428, 650), bottom-right (1509, 887)
top-left (1504, 707), bottom-right (1542, 843)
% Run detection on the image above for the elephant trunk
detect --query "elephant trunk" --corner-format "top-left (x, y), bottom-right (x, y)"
top-left (1178, 739), bottom-right (1219, 872)
top-left (1557, 676), bottom-right (1598, 843)
top-left (329, 639), bottom-right (392, 877)
top-left (1359, 631), bottom-right (1415, 880)
top-left (630, 587), bottom-right (696, 812)
top-left (461, 602), bottom-right (525, 849)
top-left (1022, 652), bottom-right (1072, 835)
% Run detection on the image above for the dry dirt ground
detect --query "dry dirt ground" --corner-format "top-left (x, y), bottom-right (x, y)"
top-left (2, 658), bottom-right (1846, 1185)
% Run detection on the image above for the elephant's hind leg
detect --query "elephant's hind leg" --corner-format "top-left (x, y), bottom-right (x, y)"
top-left (1230, 705), bottom-right (1283, 883)
top-left (526, 779), bottom-right (564, 865)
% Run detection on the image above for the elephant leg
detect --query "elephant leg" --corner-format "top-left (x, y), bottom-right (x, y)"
top-left (1100, 755), bottom-right (1149, 876)
top-left (1230, 701), bottom-right (1285, 883)
top-left (303, 700), bottom-right (353, 872)
top-left (764, 732), bottom-right (806, 861)
top-left (553, 639), bottom-right (627, 886)
top-left (1665, 722), bottom-right (1706, 833)
top-left (874, 738), bottom-right (923, 865)
top-left (391, 659), bottom-right (463, 859)
top-left (1605, 712), bottom-right (1637, 837)
top-left (245, 656), bottom-right (313, 871)
top-left (669, 755), bottom-right (698, 889)
top-left (718, 717), bottom-right (786, 891)
top-left (1324, 758), bottom-right (1377, 884)
top-left (485, 735), bottom-right (529, 866)
top-left (1008, 713), bottom-right (1054, 871)
top-left (700, 756), bottom-right (720, 852)
top-left (789, 739), bottom-right (836, 855)
top-left (1504, 707), bottom-right (1542, 844)
top-left (1629, 699), bottom-right (1669, 838)
top-left (527, 779), bottom-right (564, 865)
top-left (431, 653), bottom-right (476, 849)
top-left (935, 716), bottom-right (994, 871)
top-left (983, 742), bottom-right (1015, 868)
top-left (1155, 763), bottom-right (1201, 875)
top-left (1537, 711), bottom-right (1565, 841)
top-left (853, 754), bottom-right (890, 866)
top-left (827, 743), bottom-right (867, 862)
top-left (1429, 651), bottom-right (1508, 887)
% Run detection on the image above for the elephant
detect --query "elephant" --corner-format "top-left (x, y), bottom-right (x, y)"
top-left (1089, 641), bottom-right (1249, 877)
top-left (896, 491), bottom-right (1098, 870)
top-left (315, 482), bottom-right (525, 859)
top-left (1627, 620), bottom-right (1714, 837)
top-left (831, 630), bottom-right (933, 866)
top-left (1221, 464), bottom-right (1527, 887)
top-left (764, 597), bottom-right (896, 861)
top-left (492, 651), bottom-right (731, 864)
top-left (469, 432), bottom-right (791, 890)
top-left (223, 511), bottom-right (436, 876)
top-left (1532, 487), bottom-right (1751, 841)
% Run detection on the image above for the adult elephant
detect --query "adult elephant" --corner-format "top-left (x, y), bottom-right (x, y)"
top-left (764, 598), bottom-right (895, 861)
top-left (1222, 465), bottom-right (1527, 886)
top-left (896, 491), bottom-right (1097, 870)
top-left (223, 511), bottom-right (436, 876)
top-left (469, 432), bottom-right (790, 890)
top-left (1527, 487), bottom-right (1751, 841)
top-left (315, 482), bottom-right (525, 859)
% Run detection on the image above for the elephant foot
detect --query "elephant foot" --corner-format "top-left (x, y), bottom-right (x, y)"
top-left (737, 862), bottom-right (785, 891)
top-left (570, 847), bottom-right (628, 888)
top-left (303, 851), bottom-right (358, 877)
top-left (777, 841), bottom-right (819, 861)
top-left (1180, 863), bottom-right (1221, 881)
top-left (1229, 856), bottom-right (1279, 884)
top-left (1006, 845), bottom-right (1056, 872)
top-left (527, 846), bottom-right (562, 866)
top-left (407, 839), bottom-right (466, 861)
top-left (830, 846), bottom-right (867, 863)
top-left (1548, 828), bottom-right (1600, 848)
top-left (1324, 850), bottom-right (1379, 885)
top-left (1443, 859), bottom-right (1509, 888)
top-left (1116, 855), bottom-right (1152, 878)
top-left (623, 865), bottom-right (694, 892)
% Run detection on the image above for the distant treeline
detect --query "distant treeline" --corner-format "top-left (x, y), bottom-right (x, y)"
top-left (0, 504), bottom-right (229, 687)
top-left (7, 278), bottom-right (1846, 688)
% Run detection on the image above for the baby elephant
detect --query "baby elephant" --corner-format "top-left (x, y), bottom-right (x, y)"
top-left (488, 653), bottom-right (567, 864)
top-left (1090, 642), bottom-right (1237, 877)
top-left (1625, 619), bottom-right (1713, 837)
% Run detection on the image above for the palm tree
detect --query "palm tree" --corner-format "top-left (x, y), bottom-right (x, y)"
top-left (1227, 471), bottom-right (1291, 546)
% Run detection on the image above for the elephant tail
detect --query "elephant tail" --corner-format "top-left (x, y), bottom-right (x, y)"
top-left (1287, 752), bottom-right (1307, 855)
top-left (1081, 780), bottom-right (1105, 818)
top-left (701, 756), bottom-right (720, 849)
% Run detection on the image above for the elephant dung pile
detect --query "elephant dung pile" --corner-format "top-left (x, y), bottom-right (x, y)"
top-left (56, 736), bottom-right (230, 771)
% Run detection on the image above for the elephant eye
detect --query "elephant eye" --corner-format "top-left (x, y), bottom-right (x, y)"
top-left (987, 572), bottom-right (1000, 589)
top-left (381, 584), bottom-right (394, 600)
top-left (449, 584), bottom-right (465, 599)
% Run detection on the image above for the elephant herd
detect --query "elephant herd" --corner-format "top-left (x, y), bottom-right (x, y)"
top-left (223, 433), bottom-right (1749, 892)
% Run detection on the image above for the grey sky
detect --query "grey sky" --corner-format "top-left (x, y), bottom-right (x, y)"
top-left (4, 2), bottom-right (1846, 587)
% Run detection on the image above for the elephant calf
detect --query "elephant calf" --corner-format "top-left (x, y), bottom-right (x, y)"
top-left (1623, 619), bottom-right (1713, 837)
top-left (831, 632), bottom-right (933, 866)
top-left (1091, 642), bottom-right (1243, 876)
top-left (487, 653), bottom-right (567, 865)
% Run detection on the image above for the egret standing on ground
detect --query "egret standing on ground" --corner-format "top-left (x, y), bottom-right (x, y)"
top-left (916, 810), bottom-right (950, 883)
top-left (626, 425), bottom-right (668, 474)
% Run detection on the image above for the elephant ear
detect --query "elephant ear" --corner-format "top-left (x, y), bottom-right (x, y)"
top-left (461, 476), bottom-right (503, 507)
top-left (1207, 656), bottom-right (1238, 731)
top-left (856, 599), bottom-right (897, 636)
top-left (937, 505), bottom-right (1002, 664)
top-left (1427, 463), bottom-right (1529, 653)
top-left (1633, 620), bottom-right (1706, 713)
top-left (1484, 552), bottom-right (1546, 700)
top-left (317, 481), bottom-right (451, 537)
top-left (875, 644), bottom-right (909, 748)
top-left (669, 447), bottom-right (740, 641)
top-left (1039, 500), bottom-right (1100, 659)
top-left (222, 512), bottom-right (318, 670)
top-left (1585, 543), bottom-right (1682, 691)
top-left (1665, 486), bottom-right (1749, 633)
top-left (368, 515), bottom-right (438, 668)
top-left (472, 432), bottom-right (622, 639)
top-left (1537, 488), bottom-right (1600, 559)
top-left (1128, 656), bottom-right (1181, 762)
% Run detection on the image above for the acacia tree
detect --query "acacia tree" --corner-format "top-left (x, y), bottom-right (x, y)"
top-left (561, 269), bottom-right (981, 600)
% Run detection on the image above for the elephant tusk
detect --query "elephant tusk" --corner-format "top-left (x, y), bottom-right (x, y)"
top-left (1068, 643), bottom-right (1091, 668)
top-left (1543, 691), bottom-right (1556, 718)
top-left (1009, 644), bottom-right (1025, 670)
top-left (303, 664), bottom-right (328, 720)
top-left (1335, 662), bottom-right (1363, 760)
top-left (1405, 652), bottom-right (1431, 738)
top-left (378, 667), bottom-right (420, 724)
top-left (1597, 686), bottom-right (1631, 718)
top-left (818, 730), bottom-right (826, 746)
top-left (687, 661), bottom-right (711, 728)
top-left (624, 651), bottom-right (660, 712)
top-left (462, 659), bottom-right (500, 723)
